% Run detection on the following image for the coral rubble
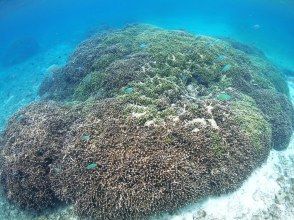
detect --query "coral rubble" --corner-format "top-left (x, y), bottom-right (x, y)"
top-left (0, 24), bottom-right (293, 219)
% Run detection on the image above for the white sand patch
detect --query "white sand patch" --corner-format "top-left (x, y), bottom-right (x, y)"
top-left (205, 104), bottom-right (214, 115)
top-left (188, 118), bottom-right (207, 126)
top-left (192, 128), bottom-right (200, 133)
top-left (172, 54), bottom-right (176, 61)
top-left (131, 111), bottom-right (146, 118)
top-left (171, 116), bottom-right (180, 122)
top-left (207, 118), bottom-right (219, 130)
top-left (145, 120), bottom-right (155, 126)
top-left (142, 66), bottom-right (146, 73)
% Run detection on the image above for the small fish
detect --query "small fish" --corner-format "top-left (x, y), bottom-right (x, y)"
top-left (194, 74), bottom-right (209, 87)
top-left (140, 43), bottom-right (148, 49)
top-left (124, 86), bottom-right (134, 94)
top-left (252, 24), bottom-right (261, 30)
top-left (221, 64), bottom-right (232, 73)
top-left (86, 163), bottom-right (98, 170)
top-left (216, 55), bottom-right (226, 62)
top-left (76, 66), bottom-right (85, 72)
top-left (81, 134), bottom-right (91, 142)
top-left (216, 93), bottom-right (232, 101)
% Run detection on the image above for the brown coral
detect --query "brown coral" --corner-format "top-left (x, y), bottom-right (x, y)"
top-left (0, 24), bottom-right (292, 219)
top-left (0, 102), bottom-right (76, 212)
top-left (48, 98), bottom-right (271, 219)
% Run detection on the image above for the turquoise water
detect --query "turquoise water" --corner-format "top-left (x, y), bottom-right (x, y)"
top-left (0, 0), bottom-right (293, 219)
top-left (1, 0), bottom-right (293, 68)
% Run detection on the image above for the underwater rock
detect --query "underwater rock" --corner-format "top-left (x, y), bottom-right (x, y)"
top-left (1, 24), bottom-right (293, 219)
top-left (0, 37), bottom-right (40, 68)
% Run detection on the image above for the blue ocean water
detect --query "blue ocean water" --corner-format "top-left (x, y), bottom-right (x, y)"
top-left (0, 0), bottom-right (293, 219)
top-left (0, 0), bottom-right (293, 68)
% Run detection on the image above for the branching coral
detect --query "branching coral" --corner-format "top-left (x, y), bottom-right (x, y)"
top-left (48, 99), bottom-right (270, 220)
top-left (1, 24), bottom-right (293, 219)
top-left (0, 102), bottom-right (77, 212)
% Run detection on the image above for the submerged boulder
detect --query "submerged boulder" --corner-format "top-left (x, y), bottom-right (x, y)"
top-left (1, 24), bottom-right (293, 219)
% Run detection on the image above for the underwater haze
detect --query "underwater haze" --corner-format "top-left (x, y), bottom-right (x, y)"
top-left (0, 0), bottom-right (294, 220)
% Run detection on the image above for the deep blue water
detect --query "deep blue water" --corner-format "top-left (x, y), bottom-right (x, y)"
top-left (0, 0), bottom-right (293, 69)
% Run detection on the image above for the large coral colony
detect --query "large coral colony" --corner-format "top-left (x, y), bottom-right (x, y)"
top-left (0, 24), bottom-right (293, 219)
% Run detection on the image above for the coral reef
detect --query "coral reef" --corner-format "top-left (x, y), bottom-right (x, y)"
top-left (219, 37), bottom-right (265, 57)
top-left (48, 98), bottom-right (271, 219)
top-left (0, 24), bottom-right (293, 219)
top-left (0, 102), bottom-right (76, 212)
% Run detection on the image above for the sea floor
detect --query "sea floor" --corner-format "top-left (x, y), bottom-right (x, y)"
top-left (0, 37), bottom-right (293, 220)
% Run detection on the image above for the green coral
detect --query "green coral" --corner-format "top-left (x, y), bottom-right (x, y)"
top-left (231, 95), bottom-right (272, 150)
top-left (86, 163), bottom-right (97, 170)
top-left (117, 75), bottom-right (182, 125)
top-left (249, 89), bottom-right (294, 150)
top-left (210, 131), bottom-right (228, 156)
top-left (74, 71), bottom-right (107, 100)
top-left (38, 24), bottom-right (293, 150)
top-left (39, 24), bottom-right (292, 151)
top-left (41, 24), bottom-right (251, 101)
top-left (123, 86), bottom-right (134, 94)
top-left (249, 56), bottom-right (289, 96)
